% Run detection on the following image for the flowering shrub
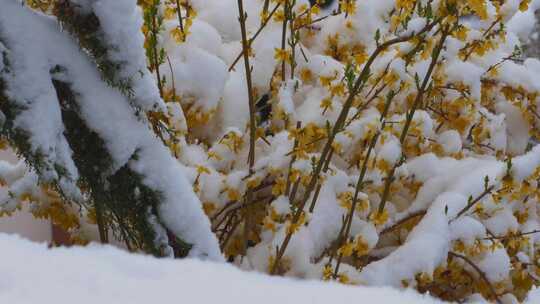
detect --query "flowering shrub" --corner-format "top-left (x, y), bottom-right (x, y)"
top-left (2, 0), bottom-right (540, 302)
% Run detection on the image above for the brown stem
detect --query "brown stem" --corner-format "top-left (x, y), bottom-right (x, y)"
top-left (237, 0), bottom-right (258, 255)
top-left (286, 121), bottom-right (302, 195)
top-left (236, 0), bottom-right (257, 179)
top-left (483, 229), bottom-right (540, 241)
top-left (451, 185), bottom-right (495, 222)
top-left (221, 215), bottom-right (242, 250)
top-left (333, 90), bottom-right (398, 276)
top-left (280, 0), bottom-right (289, 82)
top-left (293, 11), bottom-right (340, 31)
top-left (229, 3), bottom-right (282, 71)
top-left (308, 148), bottom-right (334, 212)
top-left (175, 0), bottom-right (185, 39)
top-left (262, 0), bottom-right (270, 20)
top-left (95, 201), bottom-right (108, 244)
top-left (380, 210), bottom-right (427, 235)
top-left (461, 17), bottom-right (501, 62)
top-left (378, 29), bottom-right (449, 215)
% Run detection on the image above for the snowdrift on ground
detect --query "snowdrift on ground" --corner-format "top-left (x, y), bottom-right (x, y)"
top-left (0, 233), bottom-right (442, 304)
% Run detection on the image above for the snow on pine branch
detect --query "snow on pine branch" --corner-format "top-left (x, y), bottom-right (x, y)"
top-left (0, 0), bottom-right (221, 260)
top-left (56, 0), bottom-right (165, 112)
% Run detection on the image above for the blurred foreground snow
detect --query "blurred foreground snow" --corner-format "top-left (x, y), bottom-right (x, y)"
top-left (0, 233), bottom-right (444, 304)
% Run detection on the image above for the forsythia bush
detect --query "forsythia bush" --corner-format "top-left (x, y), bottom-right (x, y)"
top-left (3, 0), bottom-right (540, 302)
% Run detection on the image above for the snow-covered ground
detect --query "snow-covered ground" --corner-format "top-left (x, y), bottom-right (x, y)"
top-left (3, 233), bottom-right (540, 303)
top-left (0, 233), bottom-right (443, 304)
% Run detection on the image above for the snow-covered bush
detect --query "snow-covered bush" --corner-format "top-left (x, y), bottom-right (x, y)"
top-left (2, 0), bottom-right (540, 302)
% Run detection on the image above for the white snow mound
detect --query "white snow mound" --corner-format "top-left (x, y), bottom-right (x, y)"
top-left (0, 233), bottom-right (442, 304)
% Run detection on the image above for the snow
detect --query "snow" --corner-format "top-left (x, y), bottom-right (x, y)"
top-left (0, 160), bottom-right (40, 213)
top-left (163, 45), bottom-right (228, 112)
top-left (437, 130), bottom-right (462, 155)
top-left (445, 60), bottom-right (484, 101)
top-left (449, 216), bottom-right (486, 246)
top-left (512, 144), bottom-right (540, 181)
top-left (527, 287), bottom-right (540, 303)
top-left (0, 233), bottom-right (442, 304)
top-left (378, 138), bottom-right (401, 165)
top-left (477, 247), bottom-right (511, 283)
top-left (360, 192), bottom-right (467, 287)
top-left (76, 0), bottom-right (165, 111)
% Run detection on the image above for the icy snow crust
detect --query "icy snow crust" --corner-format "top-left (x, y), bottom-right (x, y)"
top-left (0, 0), bottom-right (221, 260)
top-left (0, 234), bottom-right (442, 304)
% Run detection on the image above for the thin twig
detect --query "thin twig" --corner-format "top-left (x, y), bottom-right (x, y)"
top-left (451, 185), bottom-right (495, 222)
top-left (378, 28), bottom-right (449, 215)
top-left (448, 252), bottom-right (502, 304)
top-left (229, 3), bottom-right (282, 71)
top-left (333, 90), bottom-right (399, 276)
top-left (380, 210), bottom-right (427, 235)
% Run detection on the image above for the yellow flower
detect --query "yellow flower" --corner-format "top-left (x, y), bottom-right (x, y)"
top-left (19, 192), bottom-right (35, 203)
top-left (227, 188), bottom-right (241, 201)
top-left (338, 241), bottom-right (354, 257)
top-left (263, 216), bottom-right (277, 232)
top-left (202, 202), bottom-right (216, 215)
top-left (311, 5), bottom-right (320, 15)
top-left (207, 151), bottom-right (223, 161)
top-left (453, 25), bottom-right (469, 42)
top-left (354, 236), bottom-right (370, 255)
top-left (300, 68), bottom-right (313, 82)
top-left (220, 131), bottom-right (244, 153)
top-left (247, 177), bottom-right (261, 189)
top-left (354, 51), bottom-right (368, 65)
top-left (370, 209), bottom-right (389, 226)
top-left (319, 75), bottom-right (335, 87)
top-left (170, 27), bottom-right (187, 43)
top-left (196, 165), bottom-right (211, 175)
top-left (260, 10), bottom-right (269, 21)
top-left (376, 158), bottom-right (392, 172)
top-left (320, 97), bottom-right (333, 111)
top-left (383, 71), bottom-right (399, 86)
top-left (338, 273), bottom-right (350, 284)
top-left (272, 178), bottom-right (287, 196)
top-left (164, 7), bottom-right (177, 20)
top-left (274, 48), bottom-right (291, 62)
top-left (338, 191), bottom-right (353, 210)
top-left (396, 0), bottom-right (415, 11)
top-left (286, 212), bottom-right (305, 235)
top-left (519, 0), bottom-right (531, 12)
top-left (467, 0), bottom-right (488, 20)
top-left (273, 9), bottom-right (285, 22)
top-left (340, 0), bottom-right (356, 16)
top-left (330, 83), bottom-right (346, 97)
top-left (322, 264), bottom-right (333, 281)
